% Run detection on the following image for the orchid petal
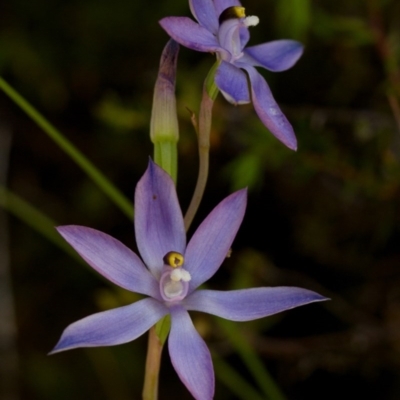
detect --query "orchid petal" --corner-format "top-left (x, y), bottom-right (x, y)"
top-left (135, 161), bottom-right (185, 278)
top-left (50, 298), bottom-right (168, 353)
top-left (239, 25), bottom-right (250, 49)
top-left (169, 306), bottom-right (214, 400)
top-left (159, 17), bottom-right (226, 55)
top-left (184, 287), bottom-right (328, 321)
top-left (242, 65), bottom-right (297, 150)
top-left (215, 61), bottom-right (250, 104)
top-left (185, 189), bottom-right (247, 292)
top-left (57, 226), bottom-right (159, 298)
top-left (218, 19), bottom-right (243, 58)
top-left (242, 40), bottom-right (304, 72)
top-left (189, 0), bottom-right (219, 34)
top-left (214, 0), bottom-right (242, 17)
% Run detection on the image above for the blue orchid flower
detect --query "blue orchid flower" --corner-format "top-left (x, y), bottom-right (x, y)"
top-left (51, 161), bottom-right (326, 399)
top-left (160, 0), bottom-right (304, 150)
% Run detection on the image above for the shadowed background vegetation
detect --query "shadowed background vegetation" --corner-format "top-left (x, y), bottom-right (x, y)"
top-left (1, 0), bottom-right (400, 399)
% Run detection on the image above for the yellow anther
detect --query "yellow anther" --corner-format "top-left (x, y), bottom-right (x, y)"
top-left (163, 251), bottom-right (184, 268)
top-left (234, 6), bottom-right (246, 18)
top-left (219, 6), bottom-right (246, 23)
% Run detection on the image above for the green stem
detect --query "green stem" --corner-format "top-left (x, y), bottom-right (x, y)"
top-left (0, 77), bottom-right (133, 218)
top-left (142, 326), bottom-right (163, 400)
top-left (154, 141), bottom-right (178, 184)
top-left (184, 88), bottom-right (214, 231)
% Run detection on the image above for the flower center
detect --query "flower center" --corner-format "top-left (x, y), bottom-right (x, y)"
top-left (160, 251), bottom-right (191, 302)
top-left (219, 6), bottom-right (259, 27)
top-left (219, 6), bottom-right (246, 23)
top-left (163, 251), bottom-right (184, 267)
top-left (217, 7), bottom-right (260, 62)
top-left (243, 15), bottom-right (259, 28)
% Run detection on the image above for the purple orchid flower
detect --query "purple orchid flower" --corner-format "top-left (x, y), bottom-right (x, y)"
top-left (159, 0), bottom-right (304, 150)
top-left (51, 161), bottom-right (326, 400)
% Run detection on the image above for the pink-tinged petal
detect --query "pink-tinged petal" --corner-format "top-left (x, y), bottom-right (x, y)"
top-left (185, 189), bottom-right (247, 292)
top-left (50, 298), bottom-right (168, 353)
top-left (214, 0), bottom-right (242, 17)
top-left (57, 226), bottom-right (159, 298)
top-left (169, 306), bottom-right (214, 400)
top-left (242, 65), bottom-right (297, 150)
top-left (215, 61), bottom-right (250, 104)
top-left (135, 161), bottom-right (185, 278)
top-left (184, 288), bottom-right (328, 321)
top-left (242, 40), bottom-right (304, 72)
top-left (189, 0), bottom-right (219, 34)
top-left (159, 17), bottom-right (226, 55)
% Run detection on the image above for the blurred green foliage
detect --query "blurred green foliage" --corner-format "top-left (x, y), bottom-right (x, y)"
top-left (1, 0), bottom-right (400, 399)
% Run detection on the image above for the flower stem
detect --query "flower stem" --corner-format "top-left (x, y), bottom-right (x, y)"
top-left (154, 141), bottom-right (177, 184)
top-left (142, 326), bottom-right (163, 400)
top-left (0, 76), bottom-right (134, 218)
top-left (184, 88), bottom-right (214, 231)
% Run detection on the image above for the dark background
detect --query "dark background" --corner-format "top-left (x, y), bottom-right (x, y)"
top-left (1, 0), bottom-right (400, 399)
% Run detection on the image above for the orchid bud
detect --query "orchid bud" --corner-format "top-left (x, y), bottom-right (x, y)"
top-left (150, 39), bottom-right (180, 143)
top-left (150, 39), bottom-right (180, 182)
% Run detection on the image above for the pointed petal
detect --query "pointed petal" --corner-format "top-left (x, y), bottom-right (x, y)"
top-left (185, 189), bottom-right (247, 292)
top-left (135, 160), bottom-right (186, 278)
top-left (189, 0), bottom-right (219, 34)
top-left (184, 288), bottom-right (328, 321)
top-left (50, 298), bottom-right (168, 353)
top-left (159, 17), bottom-right (226, 55)
top-left (242, 65), bottom-right (297, 150)
top-left (242, 40), bottom-right (304, 72)
top-left (57, 226), bottom-right (159, 298)
top-left (169, 306), bottom-right (214, 400)
top-left (215, 61), bottom-right (250, 104)
top-left (214, 0), bottom-right (242, 17)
